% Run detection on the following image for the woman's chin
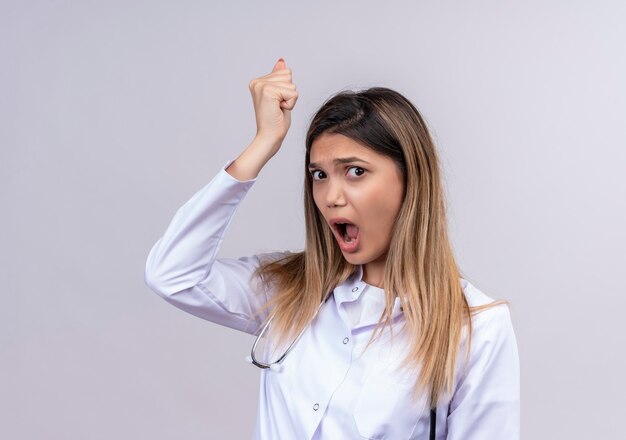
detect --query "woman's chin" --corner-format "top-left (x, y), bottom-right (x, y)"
top-left (340, 251), bottom-right (366, 265)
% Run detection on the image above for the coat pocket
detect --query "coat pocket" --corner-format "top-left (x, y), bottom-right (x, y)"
top-left (352, 364), bottom-right (429, 440)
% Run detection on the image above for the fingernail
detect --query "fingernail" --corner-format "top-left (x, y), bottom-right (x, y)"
top-left (278, 58), bottom-right (285, 63)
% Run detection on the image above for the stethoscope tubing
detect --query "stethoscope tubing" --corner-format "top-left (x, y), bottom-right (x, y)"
top-left (248, 299), bottom-right (326, 370)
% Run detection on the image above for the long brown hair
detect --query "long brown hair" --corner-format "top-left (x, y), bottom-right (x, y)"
top-left (252, 87), bottom-right (507, 408)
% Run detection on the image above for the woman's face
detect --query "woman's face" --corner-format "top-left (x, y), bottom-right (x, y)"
top-left (309, 132), bottom-right (405, 272)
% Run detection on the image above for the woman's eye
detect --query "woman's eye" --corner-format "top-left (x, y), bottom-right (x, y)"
top-left (311, 170), bottom-right (325, 180)
top-left (310, 167), bottom-right (365, 181)
top-left (347, 166), bottom-right (365, 177)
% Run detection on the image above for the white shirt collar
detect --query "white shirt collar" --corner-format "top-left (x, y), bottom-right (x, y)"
top-left (332, 264), bottom-right (404, 329)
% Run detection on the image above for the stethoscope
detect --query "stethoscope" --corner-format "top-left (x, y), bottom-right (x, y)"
top-left (244, 295), bottom-right (438, 439)
top-left (245, 298), bottom-right (326, 371)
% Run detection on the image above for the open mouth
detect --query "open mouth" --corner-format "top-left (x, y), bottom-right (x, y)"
top-left (333, 222), bottom-right (359, 243)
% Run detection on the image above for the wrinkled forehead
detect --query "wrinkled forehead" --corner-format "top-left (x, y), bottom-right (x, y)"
top-left (309, 133), bottom-right (378, 165)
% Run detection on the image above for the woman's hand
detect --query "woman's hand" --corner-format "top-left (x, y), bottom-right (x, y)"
top-left (225, 59), bottom-right (298, 181)
top-left (248, 58), bottom-right (299, 158)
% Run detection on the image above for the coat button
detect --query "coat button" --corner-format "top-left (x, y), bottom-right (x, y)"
top-left (352, 287), bottom-right (359, 292)
top-left (343, 337), bottom-right (349, 344)
top-left (313, 403), bottom-right (319, 411)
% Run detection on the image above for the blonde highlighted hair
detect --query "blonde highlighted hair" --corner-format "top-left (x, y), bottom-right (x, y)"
top-left (252, 87), bottom-right (507, 409)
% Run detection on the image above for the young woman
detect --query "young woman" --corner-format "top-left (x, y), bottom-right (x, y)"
top-left (145, 58), bottom-right (520, 439)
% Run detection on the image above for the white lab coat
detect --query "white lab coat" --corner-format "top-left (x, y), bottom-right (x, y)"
top-left (144, 159), bottom-right (520, 439)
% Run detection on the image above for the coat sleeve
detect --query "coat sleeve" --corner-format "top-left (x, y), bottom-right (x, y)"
top-left (445, 303), bottom-right (521, 439)
top-left (144, 159), bottom-right (292, 335)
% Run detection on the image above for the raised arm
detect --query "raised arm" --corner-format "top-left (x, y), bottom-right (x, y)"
top-left (144, 58), bottom-right (299, 335)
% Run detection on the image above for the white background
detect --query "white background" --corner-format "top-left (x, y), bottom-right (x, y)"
top-left (2, 1), bottom-right (625, 438)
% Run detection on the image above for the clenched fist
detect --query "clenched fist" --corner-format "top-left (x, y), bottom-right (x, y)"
top-left (248, 58), bottom-right (299, 156)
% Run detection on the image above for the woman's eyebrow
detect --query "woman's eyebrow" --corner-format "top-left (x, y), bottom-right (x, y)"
top-left (307, 157), bottom-right (370, 169)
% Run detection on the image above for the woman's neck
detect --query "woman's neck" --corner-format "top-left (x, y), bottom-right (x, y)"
top-left (362, 260), bottom-right (385, 289)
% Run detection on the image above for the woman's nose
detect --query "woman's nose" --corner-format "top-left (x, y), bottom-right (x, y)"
top-left (325, 180), bottom-right (346, 208)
